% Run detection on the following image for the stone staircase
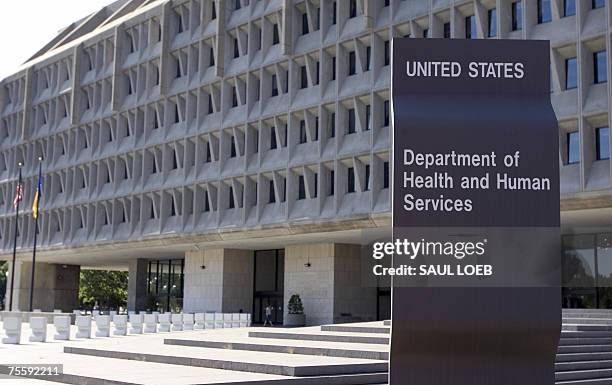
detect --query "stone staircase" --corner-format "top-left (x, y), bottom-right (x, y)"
top-left (46, 309), bottom-right (612, 384)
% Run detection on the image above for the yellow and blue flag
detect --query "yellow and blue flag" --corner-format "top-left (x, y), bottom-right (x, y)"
top-left (32, 168), bottom-right (42, 219)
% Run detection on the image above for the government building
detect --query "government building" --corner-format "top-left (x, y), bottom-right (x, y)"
top-left (1, 0), bottom-right (610, 324)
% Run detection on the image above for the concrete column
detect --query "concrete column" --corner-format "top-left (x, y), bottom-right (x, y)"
top-left (284, 243), bottom-right (376, 326)
top-left (127, 258), bottom-right (148, 312)
top-left (183, 248), bottom-right (253, 313)
top-left (4, 261), bottom-right (79, 312)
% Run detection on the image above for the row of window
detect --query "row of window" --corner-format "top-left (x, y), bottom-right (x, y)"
top-left (567, 127), bottom-right (610, 164)
top-left (565, 51), bottom-right (608, 90)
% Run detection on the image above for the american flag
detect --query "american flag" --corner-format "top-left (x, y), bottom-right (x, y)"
top-left (13, 183), bottom-right (22, 209)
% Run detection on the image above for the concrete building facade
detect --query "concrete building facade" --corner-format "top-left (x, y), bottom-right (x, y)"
top-left (1, 0), bottom-right (611, 323)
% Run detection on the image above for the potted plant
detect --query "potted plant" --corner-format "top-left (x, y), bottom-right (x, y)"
top-left (284, 294), bottom-right (306, 326)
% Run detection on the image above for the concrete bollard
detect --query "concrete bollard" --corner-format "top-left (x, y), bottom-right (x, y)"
top-left (2, 317), bottom-right (22, 344)
top-left (53, 316), bottom-right (71, 340)
top-left (75, 316), bottom-right (91, 338)
top-left (53, 309), bottom-right (62, 313)
top-left (109, 310), bottom-right (117, 320)
top-left (223, 313), bottom-right (232, 328)
top-left (158, 314), bottom-right (171, 332)
top-left (95, 315), bottom-right (110, 337)
top-left (113, 315), bottom-right (127, 336)
top-left (92, 310), bottom-right (100, 317)
top-left (215, 313), bottom-right (224, 329)
top-left (182, 314), bottom-right (194, 331)
top-left (143, 314), bottom-right (157, 333)
top-left (29, 317), bottom-right (48, 342)
top-left (194, 313), bottom-right (205, 330)
top-left (129, 314), bottom-right (143, 334)
top-left (239, 313), bottom-right (249, 328)
top-left (232, 313), bottom-right (240, 328)
top-left (171, 313), bottom-right (183, 331)
top-left (205, 313), bottom-right (215, 329)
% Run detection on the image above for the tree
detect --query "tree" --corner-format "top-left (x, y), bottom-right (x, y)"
top-left (79, 270), bottom-right (128, 310)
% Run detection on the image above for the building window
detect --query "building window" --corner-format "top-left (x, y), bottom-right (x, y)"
top-left (332, 1), bottom-right (337, 24)
top-left (270, 126), bottom-right (277, 149)
top-left (300, 66), bottom-right (308, 89)
top-left (332, 56), bottom-right (336, 80)
top-left (209, 47), bottom-right (215, 67)
top-left (208, 94), bottom-right (214, 114)
top-left (230, 136), bottom-right (237, 157)
top-left (235, 0), bottom-right (241, 10)
top-left (594, 50), bottom-right (608, 84)
top-left (232, 87), bottom-right (238, 107)
top-left (384, 0), bottom-right (390, 6)
top-left (567, 131), bottom-right (580, 164)
top-left (206, 142), bottom-right (212, 162)
top-left (597, 127), bottom-right (610, 160)
top-left (330, 112), bottom-right (336, 138)
top-left (349, 0), bottom-right (357, 18)
top-left (444, 22), bottom-right (451, 38)
top-left (593, 0), bottom-right (605, 9)
top-left (512, 1), bottom-right (522, 31)
top-left (365, 104), bottom-right (371, 131)
top-left (299, 120), bottom-right (307, 143)
top-left (298, 175), bottom-right (306, 200)
top-left (315, 116), bottom-right (319, 140)
top-left (347, 108), bottom-right (356, 134)
top-left (271, 74), bottom-right (278, 97)
top-left (329, 170), bottom-right (335, 195)
top-left (347, 167), bottom-right (355, 193)
top-left (272, 24), bottom-right (280, 45)
top-left (268, 180), bottom-right (275, 203)
top-left (383, 161), bottom-right (389, 189)
top-left (211, 1), bottom-right (216, 19)
top-left (465, 16), bottom-right (476, 39)
top-left (233, 38), bottom-right (239, 58)
top-left (364, 164), bottom-right (370, 191)
top-left (384, 40), bottom-right (390, 66)
top-left (384, 100), bottom-right (390, 127)
top-left (366, 46), bottom-right (371, 71)
top-left (313, 172), bottom-right (318, 197)
top-left (488, 9), bottom-right (497, 37)
top-left (566, 57), bottom-right (577, 90)
top-left (204, 191), bottom-right (210, 211)
top-left (349, 51), bottom-right (356, 75)
top-left (302, 13), bottom-right (309, 35)
top-left (229, 186), bottom-right (235, 209)
top-left (423, 29), bottom-right (429, 38)
top-left (538, 0), bottom-right (552, 23)
top-left (315, 61), bottom-right (320, 85)
top-left (564, 0), bottom-right (576, 16)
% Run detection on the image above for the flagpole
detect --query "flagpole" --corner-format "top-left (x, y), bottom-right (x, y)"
top-left (29, 157), bottom-right (42, 312)
top-left (8, 163), bottom-right (22, 312)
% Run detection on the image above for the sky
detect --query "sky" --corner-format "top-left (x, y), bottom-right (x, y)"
top-left (0, 0), bottom-right (114, 79)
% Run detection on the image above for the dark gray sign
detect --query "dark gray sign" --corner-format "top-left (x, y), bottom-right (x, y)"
top-left (391, 39), bottom-right (560, 385)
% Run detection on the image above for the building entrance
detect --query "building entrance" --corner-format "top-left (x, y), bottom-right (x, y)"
top-left (252, 249), bottom-right (284, 324)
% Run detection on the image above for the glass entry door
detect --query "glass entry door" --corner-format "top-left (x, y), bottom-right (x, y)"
top-left (252, 249), bottom-right (284, 324)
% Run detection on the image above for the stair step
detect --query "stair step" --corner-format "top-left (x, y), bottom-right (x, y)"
top-left (564, 325), bottom-right (612, 332)
top-left (557, 353), bottom-right (612, 363)
top-left (560, 337), bottom-right (612, 346)
top-left (557, 369), bottom-right (612, 382)
top-left (164, 338), bottom-right (389, 360)
top-left (248, 331), bottom-right (390, 345)
top-left (559, 345), bottom-right (612, 354)
top-left (64, 346), bottom-right (388, 377)
top-left (564, 318), bottom-right (612, 325)
top-left (320, 325), bottom-right (390, 334)
top-left (556, 360), bottom-right (612, 372)
top-left (556, 378), bottom-right (612, 385)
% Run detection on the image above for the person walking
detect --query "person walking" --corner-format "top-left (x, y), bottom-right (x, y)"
top-left (263, 304), bottom-right (273, 326)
